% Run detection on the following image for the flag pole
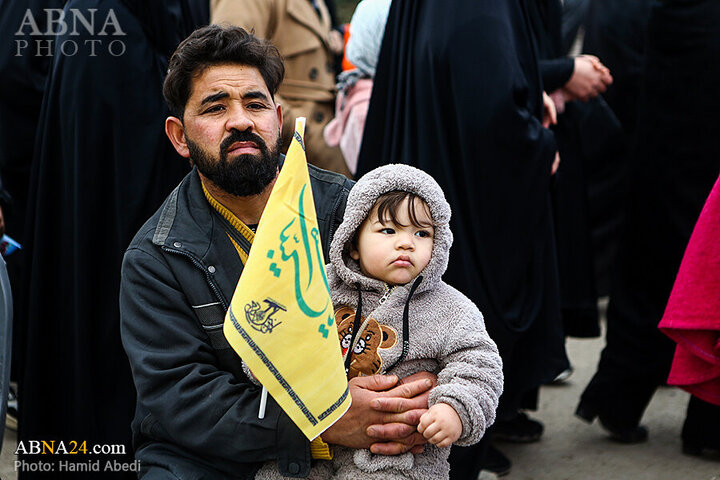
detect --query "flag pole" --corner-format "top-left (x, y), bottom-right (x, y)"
top-left (258, 386), bottom-right (268, 419)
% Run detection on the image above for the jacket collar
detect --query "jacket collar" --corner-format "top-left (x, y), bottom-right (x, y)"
top-left (152, 167), bottom-right (245, 305)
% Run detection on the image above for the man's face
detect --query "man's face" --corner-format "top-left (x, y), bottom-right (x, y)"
top-left (175, 63), bottom-right (283, 196)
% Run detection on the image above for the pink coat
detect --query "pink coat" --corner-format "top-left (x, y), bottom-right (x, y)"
top-left (659, 174), bottom-right (720, 405)
top-left (323, 78), bottom-right (374, 176)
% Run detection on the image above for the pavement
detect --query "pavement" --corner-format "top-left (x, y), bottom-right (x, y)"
top-left (494, 301), bottom-right (720, 480)
top-left (0, 301), bottom-right (718, 479)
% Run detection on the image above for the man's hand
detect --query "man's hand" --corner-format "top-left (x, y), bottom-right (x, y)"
top-left (321, 372), bottom-right (436, 455)
top-left (563, 55), bottom-right (613, 102)
top-left (368, 371), bottom-right (437, 455)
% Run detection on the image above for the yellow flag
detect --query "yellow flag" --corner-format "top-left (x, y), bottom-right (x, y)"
top-left (223, 118), bottom-right (351, 440)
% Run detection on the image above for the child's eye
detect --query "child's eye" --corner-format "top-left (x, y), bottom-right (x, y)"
top-left (415, 230), bottom-right (432, 238)
top-left (379, 228), bottom-right (395, 235)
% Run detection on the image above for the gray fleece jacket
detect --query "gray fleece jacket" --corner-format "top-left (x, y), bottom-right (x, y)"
top-left (256, 164), bottom-right (503, 480)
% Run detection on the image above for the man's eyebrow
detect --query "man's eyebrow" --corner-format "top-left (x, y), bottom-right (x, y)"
top-left (243, 90), bottom-right (270, 102)
top-left (200, 91), bottom-right (228, 106)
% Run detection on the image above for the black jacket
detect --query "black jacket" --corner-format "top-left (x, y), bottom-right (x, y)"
top-left (120, 165), bottom-right (352, 479)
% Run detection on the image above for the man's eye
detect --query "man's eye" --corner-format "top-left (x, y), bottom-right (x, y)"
top-left (379, 228), bottom-right (395, 234)
top-left (247, 103), bottom-right (267, 110)
top-left (203, 105), bottom-right (224, 114)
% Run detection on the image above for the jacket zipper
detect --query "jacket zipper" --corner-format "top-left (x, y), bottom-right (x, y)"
top-left (379, 284), bottom-right (394, 305)
top-left (162, 246), bottom-right (229, 310)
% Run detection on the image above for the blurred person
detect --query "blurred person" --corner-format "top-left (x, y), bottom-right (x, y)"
top-left (559, 0), bottom-right (589, 54)
top-left (18, 1), bottom-right (208, 477)
top-left (0, 174), bottom-right (7, 238)
top-left (0, 175), bottom-right (8, 241)
top-left (356, 0), bottom-right (569, 476)
top-left (0, 0), bottom-right (65, 415)
top-left (576, 0), bottom-right (720, 444)
top-left (527, 0), bottom-right (614, 344)
top-left (323, 0), bottom-right (391, 176)
top-left (210, 0), bottom-right (351, 177)
top-left (582, 0), bottom-right (653, 296)
top-left (660, 173), bottom-right (720, 456)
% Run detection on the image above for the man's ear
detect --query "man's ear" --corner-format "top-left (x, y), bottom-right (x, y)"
top-left (165, 116), bottom-right (190, 158)
top-left (276, 102), bottom-right (283, 133)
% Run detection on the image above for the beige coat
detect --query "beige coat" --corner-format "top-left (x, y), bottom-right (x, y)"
top-left (211, 0), bottom-right (351, 176)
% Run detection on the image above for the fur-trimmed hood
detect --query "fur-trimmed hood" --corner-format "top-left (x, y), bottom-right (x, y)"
top-left (328, 164), bottom-right (453, 294)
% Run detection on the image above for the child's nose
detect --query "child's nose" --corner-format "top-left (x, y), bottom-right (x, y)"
top-left (397, 233), bottom-right (415, 249)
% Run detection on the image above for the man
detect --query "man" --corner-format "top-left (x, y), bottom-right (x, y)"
top-left (120, 25), bottom-right (433, 479)
top-left (210, 0), bottom-right (351, 177)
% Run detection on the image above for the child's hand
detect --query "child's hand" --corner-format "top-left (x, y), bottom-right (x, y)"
top-left (417, 403), bottom-right (462, 448)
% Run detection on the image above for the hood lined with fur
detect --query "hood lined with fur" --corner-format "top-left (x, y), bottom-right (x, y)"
top-left (328, 164), bottom-right (453, 294)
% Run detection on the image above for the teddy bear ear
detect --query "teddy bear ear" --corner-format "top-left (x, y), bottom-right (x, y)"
top-left (334, 306), bottom-right (355, 324)
top-left (379, 325), bottom-right (398, 349)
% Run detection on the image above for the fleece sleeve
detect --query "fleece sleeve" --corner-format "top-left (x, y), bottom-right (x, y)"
top-left (428, 301), bottom-right (504, 446)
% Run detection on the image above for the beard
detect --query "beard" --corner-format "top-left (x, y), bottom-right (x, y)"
top-left (188, 129), bottom-right (282, 197)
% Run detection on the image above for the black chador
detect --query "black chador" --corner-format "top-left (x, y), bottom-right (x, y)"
top-left (577, 0), bottom-right (720, 442)
top-left (357, 0), bottom-right (568, 475)
top-left (526, 0), bottom-right (602, 338)
top-left (582, 0), bottom-right (653, 295)
top-left (18, 1), bottom-right (208, 478)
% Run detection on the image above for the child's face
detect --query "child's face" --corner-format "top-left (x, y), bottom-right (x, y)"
top-left (350, 197), bottom-right (434, 286)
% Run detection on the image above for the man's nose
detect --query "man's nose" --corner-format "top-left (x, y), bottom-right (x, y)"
top-left (225, 104), bottom-right (254, 132)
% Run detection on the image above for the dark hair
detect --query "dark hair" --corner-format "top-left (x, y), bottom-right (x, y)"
top-left (351, 191), bottom-right (433, 248)
top-left (373, 191), bottom-right (433, 228)
top-left (163, 24), bottom-right (285, 119)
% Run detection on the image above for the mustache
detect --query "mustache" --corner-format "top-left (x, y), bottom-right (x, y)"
top-left (220, 129), bottom-right (268, 157)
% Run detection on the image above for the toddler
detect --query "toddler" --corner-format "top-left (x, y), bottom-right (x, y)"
top-left (258, 164), bottom-right (503, 479)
